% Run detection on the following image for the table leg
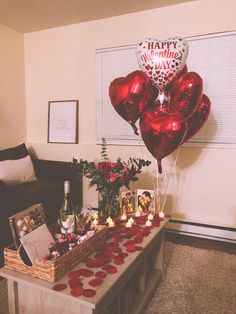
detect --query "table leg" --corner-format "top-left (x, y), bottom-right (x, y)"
top-left (7, 279), bottom-right (19, 314)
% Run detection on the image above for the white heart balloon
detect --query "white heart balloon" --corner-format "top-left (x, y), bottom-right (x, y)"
top-left (136, 37), bottom-right (189, 91)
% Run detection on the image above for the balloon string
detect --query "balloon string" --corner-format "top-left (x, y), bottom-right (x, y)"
top-left (131, 122), bottom-right (139, 135)
top-left (161, 148), bottom-right (181, 212)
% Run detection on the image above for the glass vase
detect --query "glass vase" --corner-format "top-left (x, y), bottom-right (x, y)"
top-left (98, 190), bottom-right (120, 218)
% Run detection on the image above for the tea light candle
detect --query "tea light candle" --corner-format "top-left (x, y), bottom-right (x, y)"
top-left (93, 212), bottom-right (98, 220)
top-left (93, 218), bottom-right (98, 226)
top-left (121, 213), bottom-right (127, 221)
top-left (108, 219), bottom-right (115, 228)
top-left (148, 213), bottom-right (154, 220)
top-left (106, 216), bottom-right (112, 224)
top-left (128, 217), bottom-right (134, 225)
top-left (145, 219), bottom-right (152, 227)
top-left (135, 210), bottom-right (141, 217)
top-left (159, 211), bottom-right (165, 218)
top-left (126, 221), bottom-right (132, 228)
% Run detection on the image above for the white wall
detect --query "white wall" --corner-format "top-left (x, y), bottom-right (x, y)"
top-left (24, 0), bottom-right (236, 228)
top-left (0, 24), bottom-right (26, 147)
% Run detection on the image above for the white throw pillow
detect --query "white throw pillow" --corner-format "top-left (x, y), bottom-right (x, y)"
top-left (0, 155), bottom-right (37, 186)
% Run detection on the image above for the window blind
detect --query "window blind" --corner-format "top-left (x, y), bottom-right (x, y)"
top-left (96, 31), bottom-right (236, 147)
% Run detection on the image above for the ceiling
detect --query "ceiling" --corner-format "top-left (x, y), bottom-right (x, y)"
top-left (0, 0), bottom-right (193, 33)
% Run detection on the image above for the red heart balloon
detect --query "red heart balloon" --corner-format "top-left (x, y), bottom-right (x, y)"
top-left (109, 71), bottom-right (153, 135)
top-left (140, 105), bottom-right (187, 173)
top-left (184, 94), bottom-right (211, 142)
top-left (169, 71), bottom-right (203, 118)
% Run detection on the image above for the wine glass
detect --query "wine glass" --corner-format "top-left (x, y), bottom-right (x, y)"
top-left (75, 205), bottom-right (93, 235)
top-left (57, 215), bottom-right (75, 238)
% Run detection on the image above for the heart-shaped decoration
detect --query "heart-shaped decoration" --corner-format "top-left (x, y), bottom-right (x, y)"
top-left (136, 37), bottom-right (189, 91)
top-left (184, 94), bottom-right (211, 142)
top-left (109, 70), bottom-right (153, 135)
top-left (140, 106), bottom-right (187, 173)
top-left (169, 71), bottom-right (203, 118)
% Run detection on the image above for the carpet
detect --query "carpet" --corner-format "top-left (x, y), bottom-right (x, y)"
top-left (0, 241), bottom-right (235, 314)
top-left (145, 241), bottom-right (236, 314)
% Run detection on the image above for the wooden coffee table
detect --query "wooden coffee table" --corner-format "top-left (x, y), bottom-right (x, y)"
top-left (0, 217), bottom-right (169, 314)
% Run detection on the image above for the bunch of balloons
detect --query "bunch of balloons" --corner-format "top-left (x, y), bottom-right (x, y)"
top-left (109, 37), bottom-right (211, 173)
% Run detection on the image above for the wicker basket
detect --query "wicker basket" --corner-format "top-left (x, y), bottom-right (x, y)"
top-left (4, 225), bottom-right (107, 282)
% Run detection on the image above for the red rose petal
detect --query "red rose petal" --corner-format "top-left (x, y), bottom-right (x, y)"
top-left (124, 240), bottom-right (135, 247)
top-left (83, 289), bottom-right (96, 298)
top-left (108, 246), bottom-right (122, 253)
top-left (71, 286), bottom-right (84, 297)
top-left (142, 227), bottom-right (151, 236)
top-left (113, 257), bottom-right (124, 265)
top-left (68, 270), bottom-right (81, 279)
top-left (126, 245), bottom-right (136, 253)
top-left (124, 232), bottom-right (133, 239)
top-left (95, 271), bottom-right (107, 279)
top-left (89, 278), bottom-right (103, 287)
top-left (152, 221), bottom-right (160, 227)
top-left (102, 250), bottom-right (114, 258)
top-left (113, 235), bottom-right (123, 242)
top-left (52, 283), bottom-right (67, 291)
top-left (107, 241), bottom-right (119, 247)
top-left (102, 264), bottom-right (118, 274)
top-left (136, 219), bottom-right (146, 225)
top-left (78, 268), bottom-right (94, 277)
top-left (118, 252), bottom-right (128, 258)
top-left (86, 259), bottom-right (101, 267)
top-left (68, 280), bottom-right (83, 289)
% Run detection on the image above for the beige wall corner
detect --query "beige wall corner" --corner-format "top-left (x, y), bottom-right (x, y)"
top-left (0, 24), bottom-right (26, 148)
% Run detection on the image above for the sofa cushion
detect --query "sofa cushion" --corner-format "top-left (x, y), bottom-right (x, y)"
top-left (0, 143), bottom-right (29, 161)
top-left (0, 155), bottom-right (37, 186)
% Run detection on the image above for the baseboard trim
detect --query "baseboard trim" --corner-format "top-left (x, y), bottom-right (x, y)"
top-left (166, 220), bottom-right (236, 243)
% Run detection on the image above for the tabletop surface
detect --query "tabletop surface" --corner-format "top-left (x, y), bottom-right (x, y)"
top-left (0, 217), bottom-right (169, 309)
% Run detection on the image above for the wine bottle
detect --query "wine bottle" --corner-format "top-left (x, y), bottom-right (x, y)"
top-left (59, 181), bottom-right (75, 234)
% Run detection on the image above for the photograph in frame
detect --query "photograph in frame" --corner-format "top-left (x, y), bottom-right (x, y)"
top-left (120, 189), bottom-right (135, 214)
top-left (135, 189), bottom-right (155, 213)
top-left (9, 203), bottom-right (46, 239)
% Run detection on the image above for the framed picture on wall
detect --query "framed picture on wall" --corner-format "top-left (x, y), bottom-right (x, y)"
top-left (47, 100), bottom-right (78, 143)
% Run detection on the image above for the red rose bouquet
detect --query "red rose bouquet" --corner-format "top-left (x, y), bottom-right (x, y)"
top-left (73, 138), bottom-right (151, 217)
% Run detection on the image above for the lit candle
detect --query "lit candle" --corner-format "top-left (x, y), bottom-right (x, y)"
top-left (128, 217), bottom-right (134, 225)
top-left (145, 219), bottom-right (152, 227)
top-left (121, 213), bottom-right (127, 221)
top-left (106, 216), bottom-right (112, 224)
top-left (93, 212), bottom-right (98, 220)
top-left (93, 218), bottom-right (98, 226)
top-left (108, 219), bottom-right (115, 228)
top-left (126, 221), bottom-right (132, 228)
top-left (135, 210), bottom-right (141, 217)
top-left (159, 211), bottom-right (165, 218)
top-left (148, 213), bottom-right (154, 220)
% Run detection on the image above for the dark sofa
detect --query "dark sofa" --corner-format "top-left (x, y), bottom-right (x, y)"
top-left (0, 143), bottom-right (82, 265)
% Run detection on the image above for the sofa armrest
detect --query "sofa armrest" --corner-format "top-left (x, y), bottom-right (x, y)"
top-left (0, 180), bottom-right (7, 197)
top-left (32, 159), bottom-right (77, 181)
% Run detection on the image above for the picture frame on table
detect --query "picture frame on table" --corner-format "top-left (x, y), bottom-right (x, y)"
top-left (136, 189), bottom-right (155, 212)
top-left (120, 189), bottom-right (135, 214)
top-left (47, 100), bottom-right (78, 144)
top-left (9, 203), bottom-right (46, 240)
